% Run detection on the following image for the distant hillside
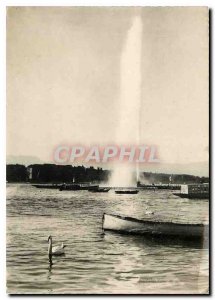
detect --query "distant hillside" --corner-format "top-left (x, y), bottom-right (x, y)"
top-left (139, 171), bottom-right (209, 185)
top-left (6, 155), bottom-right (43, 166)
top-left (139, 161), bottom-right (209, 177)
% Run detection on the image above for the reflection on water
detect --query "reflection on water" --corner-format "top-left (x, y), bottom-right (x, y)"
top-left (7, 184), bottom-right (209, 294)
top-left (47, 256), bottom-right (53, 280)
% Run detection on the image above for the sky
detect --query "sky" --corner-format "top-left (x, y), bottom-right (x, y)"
top-left (7, 7), bottom-right (209, 173)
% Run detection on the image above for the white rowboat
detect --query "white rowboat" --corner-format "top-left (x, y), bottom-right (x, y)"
top-left (102, 213), bottom-right (208, 239)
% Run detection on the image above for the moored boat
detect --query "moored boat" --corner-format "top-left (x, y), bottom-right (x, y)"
top-left (89, 187), bottom-right (110, 193)
top-left (59, 184), bottom-right (99, 191)
top-left (115, 190), bottom-right (139, 194)
top-left (32, 184), bottom-right (62, 189)
top-left (102, 213), bottom-right (208, 239)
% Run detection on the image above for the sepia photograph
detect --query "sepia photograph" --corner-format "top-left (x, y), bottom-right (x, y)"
top-left (6, 6), bottom-right (209, 294)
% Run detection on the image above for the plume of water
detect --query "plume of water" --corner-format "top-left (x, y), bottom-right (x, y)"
top-left (109, 15), bottom-right (142, 187)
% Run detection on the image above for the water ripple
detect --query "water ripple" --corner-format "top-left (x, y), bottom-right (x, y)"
top-left (7, 184), bottom-right (209, 294)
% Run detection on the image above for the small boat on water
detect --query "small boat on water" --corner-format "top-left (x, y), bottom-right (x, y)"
top-left (89, 187), bottom-right (110, 193)
top-left (59, 184), bottom-right (99, 191)
top-left (115, 190), bottom-right (139, 194)
top-left (32, 184), bottom-right (62, 189)
top-left (32, 183), bottom-right (99, 190)
top-left (173, 184), bottom-right (209, 199)
top-left (102, 213), bottom-right (208, 239)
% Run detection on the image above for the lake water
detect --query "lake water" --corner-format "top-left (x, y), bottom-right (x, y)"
top-left (7, 184), bottom-right (209, 294)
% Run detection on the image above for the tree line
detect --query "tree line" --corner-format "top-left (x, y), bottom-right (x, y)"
top-left (6, 164), bottom-right (209, 184)
top-left (6, 164), bottom-right (109, 183)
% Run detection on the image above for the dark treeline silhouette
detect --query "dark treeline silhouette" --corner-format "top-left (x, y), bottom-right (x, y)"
top-left (6, 164), bottom-right (209, 184)
top-left (7, 164), bottom-right (109, 183)
top-left (141, 172), bottom-right (209, 184)
top-left (6, 164), bottom-right (27, 182)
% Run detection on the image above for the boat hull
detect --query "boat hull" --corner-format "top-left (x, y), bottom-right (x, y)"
top-left (89, 188), bottom-right (110, 193)
top-left (32, 184), bottom-right (61, 189)
top-left (59, 184), bottom-right (99, 191)
top-left (173, 193), bottom-right (209, 199)
top-left (103, 213), bottom-right (207, 239)
top-left (115, 190), bottom-right (139, 194)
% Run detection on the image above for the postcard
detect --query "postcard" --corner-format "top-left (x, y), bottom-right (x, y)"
top-left (6, 7), bottom-right (209, 294)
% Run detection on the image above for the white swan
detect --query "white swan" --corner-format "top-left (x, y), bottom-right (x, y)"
top-left (48, 235), bottom-right (66, 256)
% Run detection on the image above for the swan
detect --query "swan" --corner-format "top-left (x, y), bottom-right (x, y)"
top-left (48, 235), bottom-right (66, 256)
